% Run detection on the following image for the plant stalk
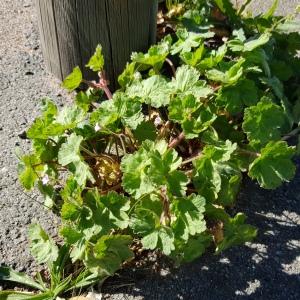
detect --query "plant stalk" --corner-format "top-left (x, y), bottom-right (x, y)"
top-left (169, 132), bottom-right (185, 148)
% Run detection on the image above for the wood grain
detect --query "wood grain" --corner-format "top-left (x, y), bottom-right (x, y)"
top-left (35, 0), bottom-right (158, 89)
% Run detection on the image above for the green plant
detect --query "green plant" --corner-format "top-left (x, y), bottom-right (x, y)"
top-left (0, 224), bottom-right (104, 299)
top-left (3, 0), bottom-right (300, 297)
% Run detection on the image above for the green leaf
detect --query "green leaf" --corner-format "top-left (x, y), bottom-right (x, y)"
top-left (131, 40), bottom-right (170, 71)
top-left (75, 91), bottom-right (91, 112)
top-left (118, 62), bottom-right (137, 88)
top-left (28, 224), bottom-right (59, 265)
top-left (228, 33), bottom-right (271, 52)
top-left (0, 267), bottom-right (44, 291)
top-left (216, 79), bottom-right (259, 114)
top-left (174, 234), bottom-right (212, 263)
top-left (90, 100), bottom-right (119, 131)
top-left (121, 140), bottom-right (188, 199)
top-left (18, 154), bottom-right (41, 190)
top-left (260, 76), bottom-right (284, 99)
top-left (130, 195), bottom-right (162, 234)
top-left (87, 190), bottom-right (130, 229)
top-left (168, 94), bottom-right (216, 139)
top-left (142, 226), bottom-right (175, 255)
top-left (120, 142), bottom-right (156, 198)
top-left (0, 291), bottom-right (39, 300)
top-left (197, 44), bottom-right (227, 71)
top-left (60, 177), bottom-right (83, 220)
top-left (38, 182), bottom-right (56, 209)
top-left (129, 193), bottom-right (174, 256)
top-left (243, 33), bottom-right (271, 52)
top-left (40, 98), bottom-right (58, 118)
top-left (126, 75), bottom-right (171, 108)
top-left (180, 44), bottom-right (205, 67)
top-left (58, 133), bottom-right (83, 166)
top-left (193, 141), bottom-right (241, 206)
top-left (27, 119), bottom-right (65, 140)
top-left (91, 92), bottom-right (144, 131)
top-left (69, 271), bottom-right (106, 290)
top-left (155, 227), bottom-right (175, 255)
top-left (89, 235), bottom-right (133, 275)
top-left (169, 65), bottom-right (213, 99)
top-left (206, 58), bottom-right (245, 86)
top-left (276, 20), bottom-right (300, 34)
top-left (113, 92), bottom-right (144, 130)
top-left (60, 226), bottom-right (87, 262)
top-left (133, 121), bottom-right (157, 143)
top-left (56, 105), bottom-right (86, 128)
top-left (242, 98), bottom-right (286, 150)
top-left (27, 100), bottom-right (65, 140)
top-left (171, 194), bottom-right (206, 241)
top-left (262, 0), bottom-right (279, 18)
top-left (248, 141), bottom-right (296, 189)
top-left (62, 66), bottom-right (82, 91)
top-left (71, 160), bottom-right (95, 187)
top-left (171, 28), bottom-right (214, 55)
top-left (86, 44), bottom-right (104, 72)
top-left (216, 213), bottom-right (257, 254)
top-left (270, 60), bottom-right (293, 81)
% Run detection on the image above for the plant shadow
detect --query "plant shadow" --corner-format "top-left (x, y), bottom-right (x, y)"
top-left (101, 161), bottom-right (300, 300)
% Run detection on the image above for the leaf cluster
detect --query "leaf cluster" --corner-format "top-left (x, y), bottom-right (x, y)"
top-left (6, 0), bottom-right (300, 297)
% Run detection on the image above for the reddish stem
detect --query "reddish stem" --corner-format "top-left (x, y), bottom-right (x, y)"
top-left (82, 73), bottom-right (113, 100)
top-left (102, 86), bottom-right (113, 100)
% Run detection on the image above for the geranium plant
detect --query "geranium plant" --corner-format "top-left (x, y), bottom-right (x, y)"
top-left (1, 0), bottom-right (300, 298)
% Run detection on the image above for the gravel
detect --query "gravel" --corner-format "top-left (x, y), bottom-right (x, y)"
top-left (0, 0), bottom-right (299, 299)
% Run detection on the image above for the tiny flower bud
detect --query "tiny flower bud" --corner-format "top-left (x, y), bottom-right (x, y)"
top-left (95, 123), bottom-right (101, 132)
top-left (42, 174), bottom-right (50, 185)
top-left (154, 116), bottom-right (163, 127)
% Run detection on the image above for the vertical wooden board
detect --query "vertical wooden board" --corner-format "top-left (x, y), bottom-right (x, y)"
top-left (149, 0), bottom-right (158, 45)
top-left (128, 0), bottom-right (150, 52)
top-left (38, 0), bottom-right (62, 78)
top-left (35, 0), bottom-right (158, 87)
top-left (105, 0), bottom-right (157, 87)
top-left (35, 0), bottom-right (50, 71)
top-left (75, 0), bottom-right (94, 80)
top-left (106, 0), bottom-right (130, 82)
top-left (93, 0), bottom-right (114, 85)
top-left (52, 0), bottom-right (81, 79)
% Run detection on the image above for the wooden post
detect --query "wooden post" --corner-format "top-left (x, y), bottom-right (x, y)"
top-left (35, 0), bottom-right (158, 89)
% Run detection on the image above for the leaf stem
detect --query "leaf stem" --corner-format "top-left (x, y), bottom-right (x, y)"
top-left (160, 186), bottom-right (171, 227)
top-left (181, 152), bottom-right (203, 165)
top-left (169, 132), bottom-right (185, 148)
top-left (282, 126), bottom-right (300, 141)
top-left (100, 183), bottom-right (122, 195)
top-left (82, 77), bottom-right (112, 100)
top-left (237, 148), bottom-right (260, 157)
top-left (165, 58), bottom-right (176, 77)
top-left (80, 146), bottom-right (97, 157)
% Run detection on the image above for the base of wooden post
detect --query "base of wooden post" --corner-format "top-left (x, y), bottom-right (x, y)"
top-left (35, 0), bottom-right (158, 90)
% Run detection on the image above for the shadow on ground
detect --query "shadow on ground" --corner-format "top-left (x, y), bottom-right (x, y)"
top-left (102, 162), bottom-right (300, 300)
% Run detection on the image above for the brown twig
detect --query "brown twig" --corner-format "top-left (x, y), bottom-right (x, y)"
top-left (169, 132), bottom-right (185, 148)
top-left (160, 186), bottom-right (171, 226)
top-left (181, 152), bottom-right (203, 166)
top-left (100, 183), bottom-right (122, 195)
top-left (165, 58), bottom-right (176, 77)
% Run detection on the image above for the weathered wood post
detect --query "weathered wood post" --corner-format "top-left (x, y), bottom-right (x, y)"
top-left (35, 0), bottom-right (158, 89)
